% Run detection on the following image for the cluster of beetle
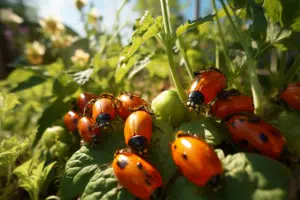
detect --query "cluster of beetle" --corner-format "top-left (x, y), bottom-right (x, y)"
top-left (62, 67), bottom-right (300, 199)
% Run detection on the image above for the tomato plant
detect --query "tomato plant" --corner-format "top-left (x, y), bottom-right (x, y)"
top-left (1, 0), bottom-right (300, 199)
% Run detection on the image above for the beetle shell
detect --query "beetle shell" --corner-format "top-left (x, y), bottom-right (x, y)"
top-left (77, 116), bottom-right (100, 143)
top-left (171, 134), bottom-right (223, 186)
top-left (187, 68), bottom-right (226, 111)
top-left (92, 97), bottom-right (117, 128)
top-left (224, 113), bottom-right (286, 159)
top-left (117, 93), bottom-right (148, 121)
top-left (76, 92), bottom-right (98, 114)
top-left (64, 111), bottom-right (80, 132)
top-left (280, 82), bottom-right (300, 110)
top-left (211, 93), bottom-right (254, 119)
top-left (112, 150), bottom-right (163, 199)
top-left (124, 110), bottom-right (152, 155)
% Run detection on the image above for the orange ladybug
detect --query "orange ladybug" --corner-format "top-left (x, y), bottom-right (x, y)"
top-left (116, 92), bottom-right (149, 121)
top-left (64, 110), bottom-right (80, 132)
top-left (171, 131), bottom-right (223, 187)
top-left (211, 89), bottom-right (254, 119)
top-left (187, 67), bottom-right (227, 111)
top-left (92, 93), bottom-right (117, 129)
top-left (124, 110), bottom-right (152, 156)
top-left (76, 92), bottom-right (98, 114)
top-left (77, 116), bottom-right (100, 143)
top-left (279, 82), bottom-right (300, 110)
top-left (112, 149), bottom-right (163, 199)
top-left (223, 113), bottom-right (286, 159)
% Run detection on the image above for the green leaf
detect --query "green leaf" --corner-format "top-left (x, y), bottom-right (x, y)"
top-left (165, 176), bottom-right (208, 200)
top-left (263, 0), bottom-right (300, 31)
top-left (0, 93), bottom-right (20, 116)
top-left (119, 11), bottom-right (163, 64)
top-left (263, 0), bottom-right (283, 24)
top-left (40, 161), bottom-right (57, 189)
top-left (276, 111), bottom-right (300, 157)
top-left (60, 128), bottom-right (126, 199)
top-left (128, 53), bottom-right (154, 79)
top-left (266, 23), bottom-right (292, 46)
top-left (52, 73), bottom-right (79, 98)
top-left (115, 56), bottom-right (136, 83)
top-left (120, 37), bottom-right (143, 64)
top-left (0, 130), bottom-right (35, 166)
top-left (176, 14), bottom-right (215, 36)
top-left (248, 4), bottom-right (268, 41)
top-left (33, 99), bottom-right (70, 147)
top-left (10, 76), bottom-right (47, 93)
top-left (216, 153), bottom-right (291, 200)
top-left (148, 118), bottom-right (177, 182)
top-left (68, 68), bottom-right (94, 85)
top-left (178, 119), bottom-right (225, 145)
top-left (291, 16), bottom-right (300, 32)
top-left (81, 167), bottom-right (132, 200)
top-left (14, 158), bottom-right (56, 200)
top-left (284, 55), bottom-right (300, 84)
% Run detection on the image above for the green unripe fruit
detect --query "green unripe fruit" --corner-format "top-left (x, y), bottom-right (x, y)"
top-left (42, 126), bottom-right (71, 148)
top-left (151, 90), bottom-right (188, 127)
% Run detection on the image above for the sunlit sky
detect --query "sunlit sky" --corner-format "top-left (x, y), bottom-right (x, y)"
top-left (29, 0), bottom-right (212, 43)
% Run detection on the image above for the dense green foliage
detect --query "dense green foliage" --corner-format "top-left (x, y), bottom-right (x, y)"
top-left (1, 0), bottom-right (300, 199)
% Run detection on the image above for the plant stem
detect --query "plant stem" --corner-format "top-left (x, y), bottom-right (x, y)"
top-left (285, 54), bottom-right (300, 85)
top-left (215, 43), bottom-right (219, 69)
top-left (160, 0), bottom-right (172, 35)
top-left (279, 51), bottom-right (286, 85)
top-left (160, 0), bottom-right (187, 102)
top-left (211, 0), bottom-right (234, 74)
top-left (220, 0), bottom-right (263, 114)
top-left (177, 37), bottom-right (194, 80)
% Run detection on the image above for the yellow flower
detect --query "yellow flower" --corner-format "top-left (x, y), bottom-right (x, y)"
top-left (88, 7), bottom-right (99, 24)
top-left (71, 49), bottom-right (90, 67)
top-left (25, 41), bottom-right (46, 65)
top-left (51, 35), bottom-right (76, 48)
top-left (75, 0), bottom-right (87, 10)
top-left (39, 16), bottom-right (65, 36)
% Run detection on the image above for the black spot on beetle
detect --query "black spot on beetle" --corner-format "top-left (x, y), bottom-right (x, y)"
top-left (173, 145), bottom-right (177, 149)
top-left (182, 152), bottom-right (188, 160)
top-left (73, 118), bottom-right (78, 125)
top-left (239, 119), bottom-right (245, 122)
top-left (271, 131), bottom-right (279, 136)
top-left (259, 133), bottom-right (268, 142)
top-left (117, 159), bottom-right (128, 169)
top-left (239, 140), bottom-right (249, 146)
top-left (231, 121), bottom-right (236, 127)
top-left (88, 125), bottom-right (92, 132)
top-left (137, 162), bottom-right (143, 170)
top-left (145, 179), bottom-right (151, 186)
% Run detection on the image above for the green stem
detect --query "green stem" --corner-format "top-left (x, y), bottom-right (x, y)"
top-left (177, 37), bottom-right (194, 80)
top-left (212, 0), bottom-right (234, 74)
top-left (160, 0), bottom-right (187, 102)
top-left (220, 0), bottom-right (245, 47)
top-left (215, 43), bottom-right (219, 69)
top-left (279, 51), bottom-right (286, 85)
top-left (160, 0), bottom-right (172, 35)
top-left (285, 55), bottom-right (300, 85)
top-left (220, 0), bottom-right (263, 114)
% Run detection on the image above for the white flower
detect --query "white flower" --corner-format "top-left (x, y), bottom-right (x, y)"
top-left (71, 49), bottom-right (90, 67)
top-left (39, 16), bottom-right (65, 35)
top-left (25, 41), bottom-right (46, 65)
